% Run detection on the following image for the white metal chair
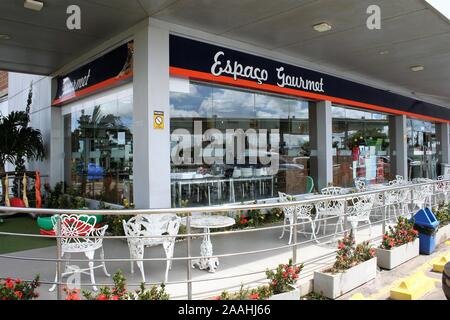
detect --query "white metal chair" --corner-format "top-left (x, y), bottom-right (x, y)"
top-left (412, 178), bottom-right (433, 210)
top-left (278, 192), bottom-right (317, 244)
top-left (354, 179), bottom-right (366, 192)
top-left (436, 175), bottom-right (450, 203)
top-left (315, 187), bottom-right (345, 238)
top-left (49, 214), bottom-right (109, 292)
top-left (122, 214), bottom-right (181, 283)
top-left (347, 194), bottom-right (375, 236)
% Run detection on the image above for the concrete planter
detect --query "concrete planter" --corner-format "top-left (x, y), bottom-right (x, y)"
top-left (313, 258), bottom-right (377, 299)
top-left (268, 286), bottom-right (300, 300)
top-left (375, 239), bottom-right (419, 270)
top-left (436, 224), bottom-right (450, 244)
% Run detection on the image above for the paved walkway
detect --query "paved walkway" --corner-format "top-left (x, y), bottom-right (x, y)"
top-left (0, 219), bottom-right (381, 300)
top-left (339, 240), bottom-right (449, 300)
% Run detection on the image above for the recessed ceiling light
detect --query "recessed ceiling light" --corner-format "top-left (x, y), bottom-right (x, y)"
top-left (425, 0), bottom-right (450, 21)
top-left (410, 65), bottom-right (425, 72)
top-left (313, 22), bottom-right (332, 33)
top-left (379, 50), bottom-right (389, 55)
top-left (0, 34), bottom-right (10, 40)
top-left (24, 0), bottom-right (44, 11)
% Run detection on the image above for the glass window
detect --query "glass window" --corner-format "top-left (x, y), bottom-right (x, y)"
top-left (170, 80), bottom-right (310, 207)
top-left (332, 105), bottom-right (390, 188)
top-left (407, 119), bottom-right (437, 180)
top-left (63, 88), bottom-right (133, 205)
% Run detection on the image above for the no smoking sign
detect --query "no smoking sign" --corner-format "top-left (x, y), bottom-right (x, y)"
top-left (153, 110), bottom-right (164, 129)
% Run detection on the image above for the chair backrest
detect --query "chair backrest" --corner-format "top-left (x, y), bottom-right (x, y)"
top-left (306, 176), bottom-right (314, 193)
top-left (350, 194), bottom-right (375, 216)
top-left (354, 179), bottom-right (366, 191)
top-left (321, 186), bottom-right (343, 195)
top-left (123, 214), bottom-right (181, 246)
top-left (51, 214), bottom-right (97, 247)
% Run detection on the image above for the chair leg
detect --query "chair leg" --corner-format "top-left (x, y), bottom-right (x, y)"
top-left (137, 260), bottom-right (145, 283)
top-left (163, 241), bottom-right (175, 283)
top-left (84, 250), bottom-right (97, 292)
top-left (279, 217), bottom-right (287, 239)
top-left (49, 251), bottom-right (64, 292)
top-left (49, 264), bottom-right (58, 292)
top-left (100, 247), bottom-right (110, 277)
top-left (288, 224), bottom-right (293, 245)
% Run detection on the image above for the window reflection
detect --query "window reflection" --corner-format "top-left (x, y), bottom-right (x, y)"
top-left (63, 91), bottom-right (133, 205)
top-left (170, 80), bottom-right (310, 207)
top-left (407, 119), bottom-right (437, 180)
top-left (332, 105), bottom-right (390, 188)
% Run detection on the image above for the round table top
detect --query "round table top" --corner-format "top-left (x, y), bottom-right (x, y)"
top-left (181, 215), bottom-right (236, 229)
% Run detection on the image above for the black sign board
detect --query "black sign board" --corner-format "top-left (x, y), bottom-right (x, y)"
top-left (170, 35), bottom-right (450, 122)
top-left (53, 41), bottom-right (134, 105)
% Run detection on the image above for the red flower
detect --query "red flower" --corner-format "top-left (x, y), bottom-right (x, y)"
top-left (96, 294), bottom-right (108, 300)
top-left (5, 280), bottom-right (14, 289)
top-left (338, 243), bottom-right (345, 249)
top-left (249, 293), bottom-right (259, 300)
top-left (14, 291), bottom-right (23, 299)
top-left (212, 296), bottom-right (221, 300)
top-left (282, 272), bottom-right (288, 279)
top-left (112, 295), bottom-right (119, 300)
top-left (15, 279), bottom-right (21, 284)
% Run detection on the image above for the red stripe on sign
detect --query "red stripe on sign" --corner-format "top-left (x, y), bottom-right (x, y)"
top-left (169, 66), bottom-right (450, 124)
top-left (52, 72), bottom-right (133, 106)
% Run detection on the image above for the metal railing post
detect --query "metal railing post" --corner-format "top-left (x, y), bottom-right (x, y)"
top-left (410, 187), bottom-right (414, 216)
top-left (292, 205), bottom-right (297, 264)
top-left (343, 197), bottom-right (348, 236)
top-left (186, 212), bottom-right (192, 300)
top-left (56, 217), bottom-right (63, 300)
top-left (382, 191), bottom-right (386, 235)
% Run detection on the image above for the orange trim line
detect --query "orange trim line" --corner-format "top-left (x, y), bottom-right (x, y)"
top-left (170, 66), bottom-right (450, 124)
top-left (52, 72), bottom-right (133, 106)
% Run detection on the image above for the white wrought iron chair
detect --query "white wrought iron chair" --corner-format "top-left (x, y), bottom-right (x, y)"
top-left (278, 192), bottom-right (317, 244)
top-left (49, 214), bottom-right (109, 292)
top-left (354, 179), bottom-right (366, 192)
top-left (412, 178), bottom-right (433, 210)
top-left (347, 194), bottom-right (375, 236)
top-left (122, 214), bottom-right (181, 283)
top-left (436, 175), bottom-right (450, 203)
top-left (315, 187), bottom-right (345, 238)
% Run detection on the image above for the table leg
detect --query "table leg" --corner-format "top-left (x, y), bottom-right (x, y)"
top-left (192, 228), bottom-right (219, 272)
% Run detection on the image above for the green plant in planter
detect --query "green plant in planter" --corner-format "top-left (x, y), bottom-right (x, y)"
top-left (81, 270), bottom-right (169, 300)
top-left (330, 230), bottom-right (375, 273)
top-left (379, 217), bottom-right (419, 250)
top-left (266, 259), bottom-right (303, 294)
top-left (434, 203), bottom-right (450, 227)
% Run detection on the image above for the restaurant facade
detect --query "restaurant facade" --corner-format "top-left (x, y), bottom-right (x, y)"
top-left (9, 20), bottom-right (450, 209)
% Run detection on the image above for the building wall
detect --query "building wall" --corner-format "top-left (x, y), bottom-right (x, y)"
top-left (7, 73), bottom-right (52, 182)
top-left (0, 71), bottom-right (7, 98)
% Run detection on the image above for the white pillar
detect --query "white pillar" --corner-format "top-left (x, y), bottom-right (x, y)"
top-left (437, 122), bottom-right (450, 174)
top-left (309, 100), bottom-right (333, 190)
top-left (132, 23), bottom-right (171, 208)
top-left (389, 115), bottom-right (408, 179)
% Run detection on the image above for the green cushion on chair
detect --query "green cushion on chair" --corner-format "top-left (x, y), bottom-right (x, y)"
top-left (37, 214), bottom-right (103, 230)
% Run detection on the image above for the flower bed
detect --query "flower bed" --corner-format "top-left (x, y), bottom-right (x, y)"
top-left (0, 276), bottom-right (40, 300)
top-left (434, 203), bottom-right (450, 244)
top-left (66, 270), bottom-right (169, 300)
top-left (215, 260), bottom-right (302, 300)
top-left (313, 231), bottom-right (377, 299)
top-left (376, 217), bottom-right (419, 270)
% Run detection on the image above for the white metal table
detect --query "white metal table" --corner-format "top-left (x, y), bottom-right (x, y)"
top-left (182, 215), bottom-right (235, 273)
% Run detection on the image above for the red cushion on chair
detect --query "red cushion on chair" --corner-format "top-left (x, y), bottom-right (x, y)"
top-left (62, 218), bottom-right (93, 236)
top-left (10, 197), bottom-right (25, 207)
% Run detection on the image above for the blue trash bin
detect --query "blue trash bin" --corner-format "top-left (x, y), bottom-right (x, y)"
top-left (413, 207), bottom-right (439, 255)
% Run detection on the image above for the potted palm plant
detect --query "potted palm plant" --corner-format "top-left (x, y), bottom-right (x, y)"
top-left (313, 231), bottom-right (377, 299)
top-left (375, 217), bottom-right (419, 270)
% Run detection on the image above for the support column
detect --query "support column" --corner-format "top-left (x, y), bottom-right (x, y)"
top-left (388, 115), bottom-right (408, 180)
top-left (309, 100), bottom-right (333, 190)
top-left (133, 23), bottom-right (171, 208)
top-left (437, 122), bottom-right (450, 175)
